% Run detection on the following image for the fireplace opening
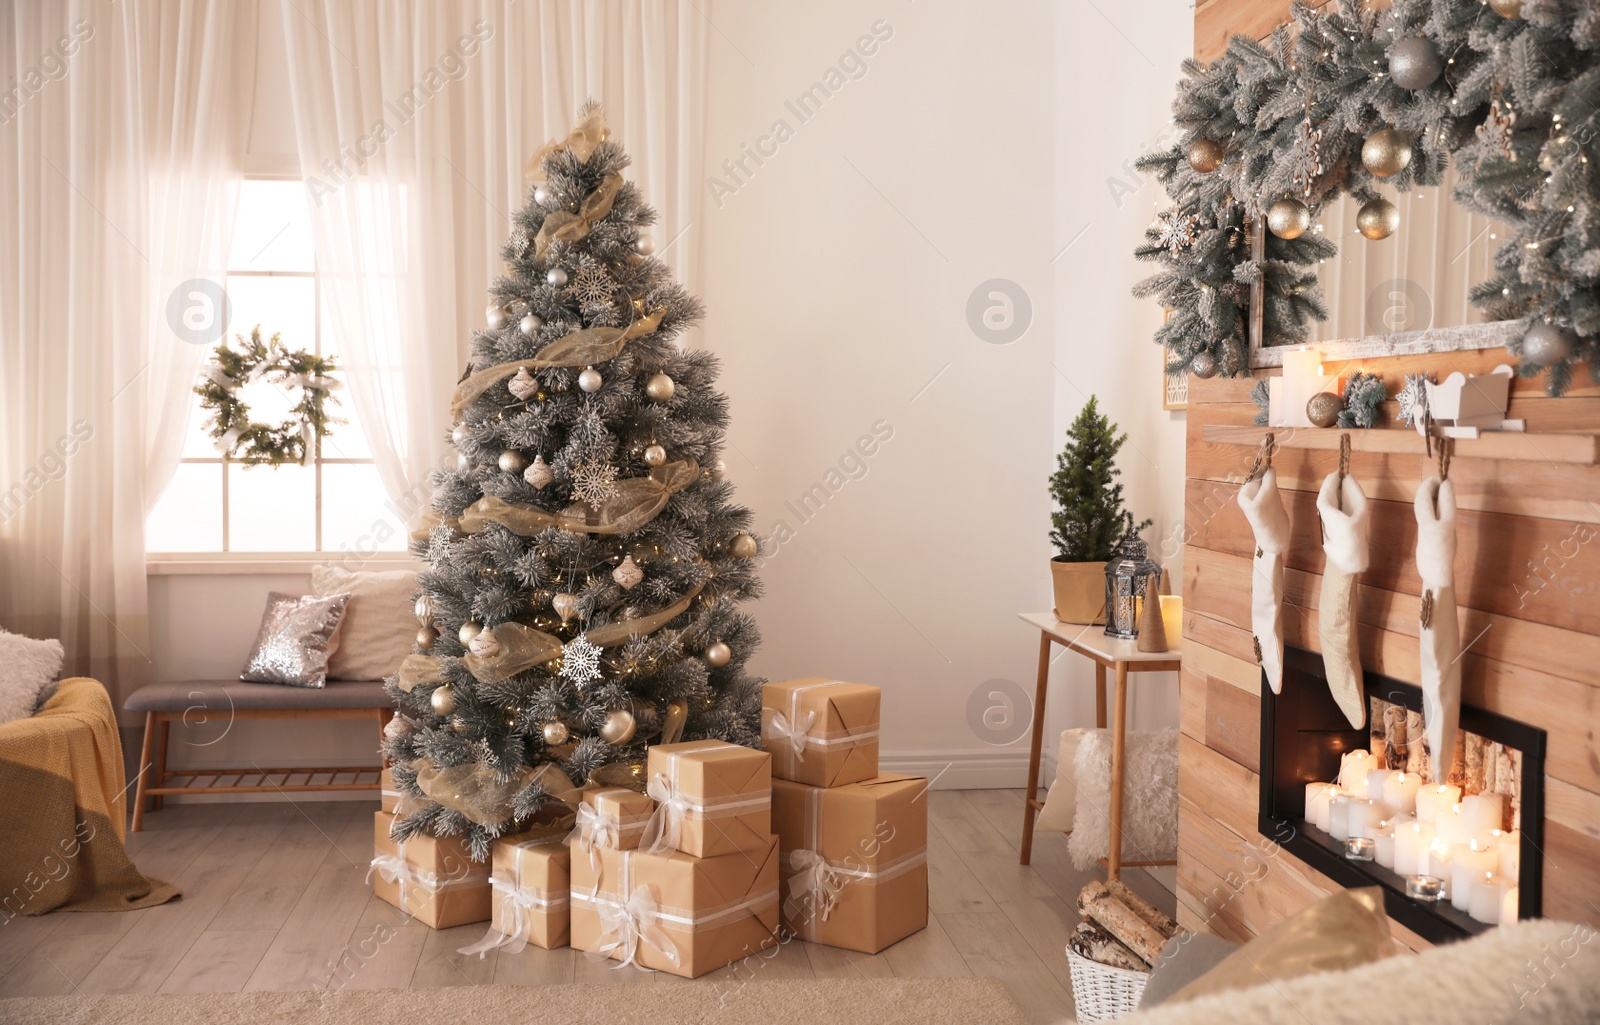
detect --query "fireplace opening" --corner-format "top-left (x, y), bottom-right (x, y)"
top-left (1259, 646), bottom-right (1545, 943)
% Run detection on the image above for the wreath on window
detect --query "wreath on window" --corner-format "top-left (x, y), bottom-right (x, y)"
top-left (196, 326), bottom-right (343, 466)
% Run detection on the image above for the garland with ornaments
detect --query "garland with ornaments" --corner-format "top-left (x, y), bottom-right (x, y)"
top-left (195, 326), bottom-right (342, 465)
top-left (384, 104), bottom-right (765, 858)
top-left (1135, 0), bottom-right (1600, 395)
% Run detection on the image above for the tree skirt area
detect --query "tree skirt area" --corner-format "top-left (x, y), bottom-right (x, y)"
top-left (0, 977), bottom-right (1028, 1025)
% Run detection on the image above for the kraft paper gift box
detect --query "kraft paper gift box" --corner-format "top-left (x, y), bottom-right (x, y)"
top-left (369, 810), bottom-right (492, 929)
top-left (642, 740), bottom-right (771, 858)
top-left (569, 836), bottom-right (780, 978)
top-left (458, 825), bottom-right (572, 956)
top-left (771, 774), bottom-right (929, 954)
top-left (581, 786), bottom-right (655, 851)
top-left (761, 678), bottom-right (881, 788)
top-left (380, 768), bottom-right (402, 813)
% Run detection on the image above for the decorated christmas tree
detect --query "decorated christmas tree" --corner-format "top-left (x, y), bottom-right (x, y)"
top-left (385, 105), bottom-right (765, 858)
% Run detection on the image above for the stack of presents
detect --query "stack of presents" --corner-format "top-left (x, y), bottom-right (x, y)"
top-left (369, 678), bottom-right (928, 977)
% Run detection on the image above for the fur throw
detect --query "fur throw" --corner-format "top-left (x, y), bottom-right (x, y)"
top-left (1067, 727), bottom-right (1178, 870)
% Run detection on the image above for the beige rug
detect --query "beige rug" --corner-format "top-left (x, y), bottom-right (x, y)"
top-left (0, 977), bottom-right (1029, 1025)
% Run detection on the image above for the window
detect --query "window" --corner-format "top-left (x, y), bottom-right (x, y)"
top-left (146, 179), bottom-right (407, 557)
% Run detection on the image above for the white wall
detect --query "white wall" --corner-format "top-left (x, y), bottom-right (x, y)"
top-left (149, 0), bottom-right (1195, 792)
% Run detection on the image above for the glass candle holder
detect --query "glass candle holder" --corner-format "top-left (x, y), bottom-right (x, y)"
top-left (1344, 836), bottom-right (1376, 862)
top-left (1406, 874), bottom-right (1444, 902)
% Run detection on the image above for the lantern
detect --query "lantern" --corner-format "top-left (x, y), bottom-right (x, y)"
top-left (1104, 526), bottom-right (1161, 640)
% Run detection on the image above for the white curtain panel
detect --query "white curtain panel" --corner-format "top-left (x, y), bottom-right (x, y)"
top-left (278, 0), bottom-right (707, 518)
top-left (0, 0), bottom-right (249, 709)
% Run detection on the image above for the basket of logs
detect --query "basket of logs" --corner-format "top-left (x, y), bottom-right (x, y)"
top-left (1067, 879), bottom-right (1182, 1022)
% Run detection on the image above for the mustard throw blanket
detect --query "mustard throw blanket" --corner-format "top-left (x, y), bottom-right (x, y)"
top-left (0, 678), bottom-right (178, 916)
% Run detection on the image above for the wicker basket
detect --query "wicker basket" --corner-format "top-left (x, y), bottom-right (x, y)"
top-left (1066, 948), bottom-right (1150, 1022)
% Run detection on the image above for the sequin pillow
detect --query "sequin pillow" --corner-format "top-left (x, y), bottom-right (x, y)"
top-left (239, 592), bottom-right (351, 688)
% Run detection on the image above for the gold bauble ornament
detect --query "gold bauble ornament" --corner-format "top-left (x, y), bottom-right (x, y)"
top-left (498, 449), bottom-right (530, 474)
top-left (1361, 128), bottom-right (1413, 178)
top-left (643, 444), bottom-right (667, 467)
top-left (704, 641), bottom-right (731, 667)
top-left (415, 595), bottom-right (433, 621)
top-left (552, 592), bottom-right (579, 624)
top-left (1266, 197), bottom-right (1310, 240)
top-left (430, 684), bottom-right (456, 716)
top-left (1306, 391), bottom-right (1343, 428)
top-left (416, 624), bottom-right (439, 651)
top-left (1186, 137), bottom-right (1224, 174)
top-left (1356, 196), bottom-right (1399, 240)
top-left (542, 721), bottom-right (570, 746)
top-left (645, 372), bottom-right (676, 402)
top-left (730, 532), bottom-right (758, 559)
top-left (1489, 0), bottom-right (1521, 16)
top-left (599, 708), bottom-right (637, 745)
top-left (459, 620), bottom-right (484, 646)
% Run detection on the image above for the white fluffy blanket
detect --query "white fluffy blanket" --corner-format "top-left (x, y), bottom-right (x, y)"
top-left (1067, 727), bottom-right (1178, 870)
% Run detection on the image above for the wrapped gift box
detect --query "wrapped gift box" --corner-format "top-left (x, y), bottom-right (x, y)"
top-left (644, 740), bottom-right (771, 858)
top-left (569, 836), bottom-right (779, 978)
top-left (762, 678), bottom-right (881, 788)
top-left (459, 824), bottom-right (572, 956)
top-left (370, 811), bottom-right (491, 929)
top-left (771, 774), bottom-right (928, 953)
top-left (580, 786), bottom-right (655, 851)
top-left (380, 767), bottom-right (402, 814)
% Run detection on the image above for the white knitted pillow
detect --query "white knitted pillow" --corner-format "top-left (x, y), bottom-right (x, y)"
top-left (0, 629), bottom-right (65, 724)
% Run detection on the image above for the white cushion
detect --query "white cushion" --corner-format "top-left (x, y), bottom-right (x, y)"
top-left (311, 565), bottom-right (419, 682)
top-left (0, 629), bottom-right (65, 723)
top-left (1036, 728), bottom-right (1087, 831)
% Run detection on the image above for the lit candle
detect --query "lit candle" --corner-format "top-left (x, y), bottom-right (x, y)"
top-left (1428, 841), bottom-right (1454, 899)
top-left (1405, 874), bottom-right (1444, 902)
top-left (1344, 836), bottom-right (1377, 861)
top-left (1451, 840), bottom-right (1499, 912)
top-left (1367, 769), bottom-right (1398, 803)
top-left (1415, 784), bottom-right (1461, 824)
top-left (1305, 782), bottom-right (1338, 830)
top-left (1468, 871), bottom-right (1510, 925)
top-left (1330, 796), bottom-right (1354, 840)
top-left (1159, 596), bottom-right (1183, 648)
top-left (1268, 348), bottom-right (1337, 428)
top-left (1500, 885), bottom-right (1520, 927)
top-left (1435, 803), bottom-right (1466, 849)
top-left (1374, 824), bottom-right (1397, 869)
top-left (1345, 799), bottom-right (1381, 841)
top-left (1394, 821), bottom-right (1437, 876)
top-left (1381, 772), bottom-right (1422, 817)
top-left (1339, 751), bottom-right (1379, 796)
top-left (1459, 794), bottom-right (1505, 843)
top-left (1495, 829), bottom-right (1521, 879)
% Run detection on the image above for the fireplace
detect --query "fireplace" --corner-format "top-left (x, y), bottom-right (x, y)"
top-left (1258, 646), bottom-right (1545, 943)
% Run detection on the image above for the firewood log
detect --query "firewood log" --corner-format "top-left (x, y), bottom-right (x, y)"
top-left (1077, 881), bottom-right (1170, 964)
top-left (1464, 733), bottom-right (1487, 796)
top-left (1104, 878), bottom-right (1180, 940)
top-left (1068, 920), bottom-right (1150, 973)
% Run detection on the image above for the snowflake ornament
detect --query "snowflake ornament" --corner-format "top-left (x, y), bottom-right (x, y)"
top-left (1476, 98), bottom-right (1517, 165)
top-left (558, 633), bottom-right (604, 688)
top-left (1397, 373), bottom-right (1431, 428)
top-left (566, 265), bottom-right (617, 309)
top-left (1153, 209), bottom-right (1199, 256)
top-left (1291, 116), bottom-right (1324, 198)
top-left (511, 229), bottom-right (533, 259)
top-left (571, 460), bottom-right (620, 505)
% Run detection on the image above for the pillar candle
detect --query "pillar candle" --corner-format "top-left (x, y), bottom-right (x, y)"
top-left (1374, 825), bottom-right (1398, 869)
top-left (1415, 784), bottom-right (1461, 824)
top-left (1330, 796), bottom-right (1355, 840)
top-left (1345, 799), bottom-right (1381, 840)
top-left (1160, 596), bottom-right (1183, 647)
top-left (1267, 348), bottom-right (1333, 428)
top-left (1340, 751), bottom-right (1378, 796)
top-left (1435, 803), bottom-right (1466, 850)
top-left (1459, 794), bottom-right (1504, 843)
top-left (1366, 770), bottom-right (1398, 804)
top-left (1381, 772), bottom-right (1422, 817)
top-left (1394, 820), bottom-right (1437, 876)
top-left (1428, 842), bottom-right (1454, 899)
top-left (1500, 885), bottom-right (1520, 927)
top-left (1305, 783), bottom-right (1337, 831)
top-left (1468, 872), bottom-right (1510, 925)
top-left (1450, 841), bottom-right (1499, 911)
top-left (1495, 829), bottom-right (1521, 879)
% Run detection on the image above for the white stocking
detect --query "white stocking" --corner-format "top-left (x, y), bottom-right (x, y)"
top-left (1317, 472), bottom-right (1371, 728)
top-left (1415, 477), bottom-right (1461, 780)
top-left (1238, 468), bottom-right (1291, 693)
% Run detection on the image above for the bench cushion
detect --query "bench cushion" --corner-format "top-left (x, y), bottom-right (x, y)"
top-left (124, 678), bottom-right (390, 712)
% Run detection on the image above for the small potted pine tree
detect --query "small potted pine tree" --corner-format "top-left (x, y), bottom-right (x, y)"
top-left (1049, 397), bottom-right (1151, 624)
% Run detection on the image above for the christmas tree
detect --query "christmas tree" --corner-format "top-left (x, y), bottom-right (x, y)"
top-left (385, 106), bottom-right (765, 858)
top-left (1049, 397), bottom-right (1150, 563)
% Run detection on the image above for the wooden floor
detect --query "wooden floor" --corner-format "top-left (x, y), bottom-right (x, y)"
top-left (0, 791), bottom-right (1175, 1024)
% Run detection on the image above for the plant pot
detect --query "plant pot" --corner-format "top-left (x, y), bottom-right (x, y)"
top-left (1051, 558), bottom-right (1106, 625)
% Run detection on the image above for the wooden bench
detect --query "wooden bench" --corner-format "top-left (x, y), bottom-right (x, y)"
top-left (124, 679), bottom-right (393, 831)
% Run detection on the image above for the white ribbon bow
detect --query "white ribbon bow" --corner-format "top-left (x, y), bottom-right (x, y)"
top-left (766, 709), bottom-right (818, 760)
top-left (567, 804), bottom-right (616, 895)
top-left (366, 853), bottom-right (417, 907)
top-left (597, 884), bottom-right (680, 970)
top-left (787, 849), bottom-right (844, 922)
top-left (641, 772), bottom-right (690, 854)
top-left (458, 879), bottom-right (557, 958)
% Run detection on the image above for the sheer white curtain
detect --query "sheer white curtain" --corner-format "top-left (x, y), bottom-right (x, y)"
top-left (0, 0), bottom-right (249, 710)
top-left (278, 0), bottom-right (707, 517)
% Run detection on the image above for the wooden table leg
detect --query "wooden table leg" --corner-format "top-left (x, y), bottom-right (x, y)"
top-left (1095, 662), bottom-right (1108, 730)
top-left (153, 717), bottom-right (170, 810)
top-left (1106, 661), bottom-right (1129, 880)
top-left (131, 712), bottom-right (155, 833)
top-left (1019, 630), bottom-right (1053, 865)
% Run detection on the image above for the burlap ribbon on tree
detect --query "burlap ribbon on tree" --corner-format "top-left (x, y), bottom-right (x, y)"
top-left (449, 309), bottom-right (665, 419)
top-left (534, 173), bottom-right (623, 258)
top-left (414, 759), bottom-right (585, 828)
top-left (396, 653), bottom-right (451, 692)
top-left (457, 459), bottom-right (698, 538)
top-left (524, 107), bottom-right (609, 181)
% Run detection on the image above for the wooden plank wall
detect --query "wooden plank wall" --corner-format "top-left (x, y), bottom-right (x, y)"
top-left (1178, 350), bottom-right (1600, 947)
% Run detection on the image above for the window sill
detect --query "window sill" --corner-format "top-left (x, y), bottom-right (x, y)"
top-left (146, 553), bottom-right (420, 576)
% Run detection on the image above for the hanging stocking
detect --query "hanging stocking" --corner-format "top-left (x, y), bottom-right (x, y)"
top-left (1415, 450), bottom-right (1461, 780)
top-left (1237, 441), bottom-right (1291, 692)
top-left (1317, 438), bottom-right (1371, 728)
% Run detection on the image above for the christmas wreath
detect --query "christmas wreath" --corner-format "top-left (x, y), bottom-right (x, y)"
top-left (1135, 0), bottom-right (1600, 395)
top-left (195, 326), bottom-right (342, 465)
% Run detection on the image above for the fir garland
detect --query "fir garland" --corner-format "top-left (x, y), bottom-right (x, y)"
top-left (1135, 0), bottom-right (1600, 395)
top-left (195, 326), bottom-right (342, 465)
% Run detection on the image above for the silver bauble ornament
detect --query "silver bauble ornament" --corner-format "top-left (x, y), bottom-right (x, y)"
top-left (1189, 351), bottom-right (1218, 379)
top-left (519, 313), bottom-right (542, 335)
top-left (534, 185), bottom-right (552, 205)
top-left (1306, 391), bottom-right (1343, 428)
top-left (704, 641), bottom-right (731, 668)
top-left (459, 620), bottom-right (484, 646)
top-left (552, 592), bottom-right (579, 624)
top-left (643, 444), bottom-right (667, 467)
top-left (416, 624), bottom-right (439, 651)
top-left (457, 452), bottom-right (471, 471)
top-left (1489, 0), bottom-right (1521, 16)
top-left (508, 366), bottom-right (540, 401)
top-left (451, 423), bottom-right (469, 446)
top-left (599, 708), bottom-right (636, 745)
top-left (1357, 196), bottom-right (1400, 240)
top-left (486, 304), bottom-right (507, 329)
top-left (1389, 36), bottom-right (1444, 90)
top-left (546, 267), bottom-right (568, 287)
top-left (430, 684), bottom-right (456, 716)
top-left (645, 372), bottom-right (676, 402)
top-left (498, 449), bottom-right (530, 474)
top-left (730, 532), bottom-right (758, 559)
top-left (634, 234), bottom-right (655, 256)
top-left (1361, 128), bottom-right (1413, 177)
top-left (578, 366), bottom-right (603, 393)
top-left (1186, 137), bottom-right (1224, 173)
top-left (524, 454), bottom-right (553, 489)
top-left (711, 459), bottom-right (727, 479)
top-left (1522, 322), bottom-right (1576, 366)
top-left (415, 595), bottom-right (434, 621)
top-left (542, 721), bottom-right (570, 746)
top-left (1267, 197), bottom-right (1310, 239)
top-left (612, 555), bottom-right (644, 591)
top-left (468, 629), bottom-right (501, 658)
